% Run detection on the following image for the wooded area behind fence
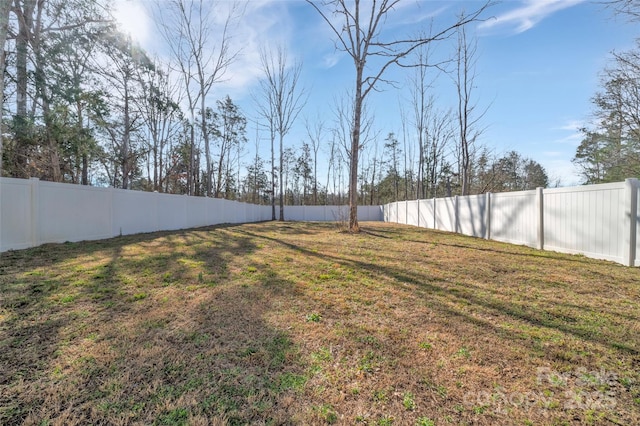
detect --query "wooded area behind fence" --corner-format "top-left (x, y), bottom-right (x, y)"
top-left (2, 177), bottom-right (639, 266)
top-left (384, 179), bottom-right (640, 266)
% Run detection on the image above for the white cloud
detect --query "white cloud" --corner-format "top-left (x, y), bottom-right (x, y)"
top-left (557, 119), bottom-right (585, 131)
top-left (479, 0), bottom-right (586, 34)
top-left (544, 158), bottom-right (581, 187)
top-left (139, 1), bottom-right (299, 102)
top-left (553, 119), bottom-right (585, 146)
top-left (214, 1), bottom-right (299, 98)
top-left (390, 4), bottom-right (449, 27)
top-left (322, 51), bottom-right (342, 69)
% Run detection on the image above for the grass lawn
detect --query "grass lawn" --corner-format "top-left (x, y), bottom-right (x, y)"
top-left (0, 221), bottom-right (639, 425)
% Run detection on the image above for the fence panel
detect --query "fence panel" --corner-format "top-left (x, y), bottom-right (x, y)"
top-left (156, 192), bottom-right (187, 231)
top-left (418, 199), bottom-right (434, 229)
top-left (388, 202), bottom-right (398, 223)
top-left (1, 178), bottom-right (33, 251)
top-left (397, 201), bottom-right (408, 225)
top-left (544, 183), bottom-right (625, 263)
top-left (186, 196), bottom-right (209, 229)
top-left (435, 197), bottom-right (456, 233)
top-left (491, 190), bottom-right (538, 247)
top-left (39, 180), bottom-right (112, 244)
top-left (206, 198), bottom-right (226, 225)
top-left (406, 201), bottom-right (419, 227)
top-left (112, 189), bottom-right (160, 236)
top-left (458, 194), bottom-right (488, 238)
top-left (285, 206), bottom-right (306, 221)
top-left (307, 206), bottom-right (328, 221)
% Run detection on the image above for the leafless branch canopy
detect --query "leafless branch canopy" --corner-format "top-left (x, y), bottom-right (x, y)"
top-left (305, 0), bottom-right (492, 101)
top-left (257, 45), bottom-right (307, 138)
top-left (602, 0), bottom-right (640, 21)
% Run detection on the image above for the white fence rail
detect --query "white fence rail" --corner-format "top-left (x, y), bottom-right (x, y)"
top-left (384, 179), bottom-right (640, 267)
top-left (0, 177), bottom-right (384, 253)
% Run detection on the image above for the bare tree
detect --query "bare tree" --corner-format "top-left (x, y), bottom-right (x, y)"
top-left (331, 89), bottom-right (376, 205)
top-left (325, 134), bottom-right (338, 204)
top-left (253, 63), bottom-right (278, 219)
top-left (453, 21), bottom-right (487, 195)
top-left (94, 32), bottom-right (150, 189)
top-left (0, 0), bottom-right (11, 178)
top-left (306, 0), bottom-right (490, 232)
top-left (425, 107), bottom-right (454, 198)
top-left (137, 60), bottom-right (183, 192)
top-left (256, 45), bottom-right (306, 221)
top-left (156, 0), bottom-right (239, 196)
top-left (368, 136), bottom-right (380, 205)
top-left (408, 41), bottom-right (438, 199)
top-left (305, 116), bottom-right (325, 205)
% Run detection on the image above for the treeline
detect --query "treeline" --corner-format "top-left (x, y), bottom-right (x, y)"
top-left (0, 0), bottom-right (549, 209)
top-left (570, 2), bottom-right (640, 184)
top-left (573, 38), bottom-right (640, 183)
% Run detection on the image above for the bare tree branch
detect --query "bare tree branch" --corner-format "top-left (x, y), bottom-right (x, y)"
top-left (255, 44), bottom-right (307, 220)
top-left (305, 0), bottom-right (492, 230)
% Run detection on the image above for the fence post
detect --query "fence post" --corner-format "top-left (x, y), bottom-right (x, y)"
top-left (623, 178), bottom-right (638, 266)
top-left (453, 195), bottom-right (460, 234)
top-left (30, 177), bottom-right (40, 248)
top-left (433, 198), bottom-right (436, 229)
top-left (536, 187), bottom-right (544, 250)
top-left (485, 192), bottom-right (491, 240)
top-left (405, 199), bottom-right (409, 225)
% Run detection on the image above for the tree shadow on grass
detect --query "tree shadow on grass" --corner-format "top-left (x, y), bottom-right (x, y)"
top-left (236, 227), bottom-right (640, 359)
top-left (0, 223), bottom-right (307, 425)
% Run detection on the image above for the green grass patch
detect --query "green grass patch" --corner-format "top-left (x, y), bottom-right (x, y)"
top-left (0, 222), bottom-right (638, 425)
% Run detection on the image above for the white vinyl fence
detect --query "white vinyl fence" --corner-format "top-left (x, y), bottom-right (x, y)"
top-left (3, 177), bottom-right (640, 266)
top-left (0, 177), bottom-right (273, 252)
top-left (384, 179), bottom-right (640, 267)
top-left (285, 205), bottom-right (383, 222)
top-left (0, 177), bottom-right (383, 253)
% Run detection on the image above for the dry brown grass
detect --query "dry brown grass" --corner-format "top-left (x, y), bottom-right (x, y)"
top-left (0, 221), bottom-right (638, 425)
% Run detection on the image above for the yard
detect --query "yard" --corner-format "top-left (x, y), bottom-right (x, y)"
top-left (0, 221), bottom-right (638, 425)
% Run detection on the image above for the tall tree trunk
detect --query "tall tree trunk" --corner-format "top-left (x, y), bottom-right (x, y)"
top-left (41, 96), bottom-right (62, 181)
top-left (0, 0), bottom-right (12, 177)
top-left (82, 154), bottom-right (88, 185)
top-left (122, 79), bottom-right (130, 189)
top-left (200, 87), bottom-right (211, 196)
top-left (32, 0), bottom-right (61, 182)
top-left (15, 0), bottom-right (35, 120)
top-left (271, 132), bottom-right (276, 219)
top-left (370, 157), bottom-right (376, 206)
top-left (14, 0), bottom-right (37, 177)
top-left (76, 99), bottom-right (89, 185)
top-left (215, 144), bottom-right (225, 198)
top-left (349, 71), bottom-right (362, 232)
top-left (279, 133), bottom-right (284, 221)
top-left (188, 113), bottom-right (195, 195)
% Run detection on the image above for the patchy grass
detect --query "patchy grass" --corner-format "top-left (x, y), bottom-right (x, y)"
top-left (1, 221), bottom-right (639, 425)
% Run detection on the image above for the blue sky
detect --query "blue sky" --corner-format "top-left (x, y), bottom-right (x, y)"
top-left (115, 0), bottom-right (639, 187)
